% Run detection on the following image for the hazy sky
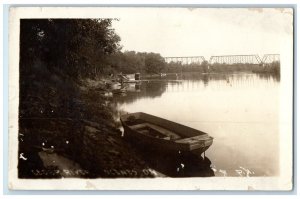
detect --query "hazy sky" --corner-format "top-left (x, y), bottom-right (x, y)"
top-left (112, 8), bottom-right (293, 59)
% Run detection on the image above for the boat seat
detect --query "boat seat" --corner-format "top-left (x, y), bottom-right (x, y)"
top-left (130, 123), bottom-right (181, 140)
top-left (130, 123), bottom-right (148, 130)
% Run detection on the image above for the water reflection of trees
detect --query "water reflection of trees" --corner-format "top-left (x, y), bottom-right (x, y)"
top-left (256, 73), bottom-right (280, 82)
top-left (112, 81), bottom-right (168, 104)
top-left (181, 72), bottom-right (280, 83)
top-left (113, 72), bottom-right (280, 106)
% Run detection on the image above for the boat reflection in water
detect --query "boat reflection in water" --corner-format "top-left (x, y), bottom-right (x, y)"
top-left (132, 144), bottom-right (215, 177)
top-left (148, 152), bottom-right (215, 177)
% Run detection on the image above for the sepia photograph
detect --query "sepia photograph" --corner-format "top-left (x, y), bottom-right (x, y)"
top-left (8, 6), bottom-right (294, 190)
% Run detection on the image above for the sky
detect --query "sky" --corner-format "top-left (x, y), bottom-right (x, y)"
top-left (112, 8), bottom-right (293, 60)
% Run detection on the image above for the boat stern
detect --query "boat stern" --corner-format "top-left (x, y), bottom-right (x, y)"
top-left (189, 136), bottom-right (213, 156)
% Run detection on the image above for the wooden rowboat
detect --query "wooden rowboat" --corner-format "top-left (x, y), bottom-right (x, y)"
top-left (120, 112), bottom-right (213, 156)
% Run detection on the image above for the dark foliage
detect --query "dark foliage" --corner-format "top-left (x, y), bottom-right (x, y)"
top-left (18, 19), bottom-right (122, 178)
top-left (165, 61), bottom-right (280, 75)
top-left (20, 19), bottom-right (121, 78)
top-left (252, 61), bottom-right (280, 75)
top-left (106, 51), bottom-right (166, 75)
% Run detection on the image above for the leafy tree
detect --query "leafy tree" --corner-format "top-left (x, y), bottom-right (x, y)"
top-left (20, 19), bottom-right (121, 78)
top-left (144, 53), bottom-right (166, 74)
top-left (106, 51), bottom-right (166, 75)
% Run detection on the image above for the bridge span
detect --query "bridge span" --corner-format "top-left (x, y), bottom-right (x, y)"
top-left (164, 56), bottom-right (206, 65)
top-left (261, 54), bottom-right (280, 64)
top-left (209, 54), bottom-right (262, 65)
top-left (163, 54), bottom-right (280, 66)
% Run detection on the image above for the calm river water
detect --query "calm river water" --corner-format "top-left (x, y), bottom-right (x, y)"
top-left (113, 72), bottom-right (279, 177)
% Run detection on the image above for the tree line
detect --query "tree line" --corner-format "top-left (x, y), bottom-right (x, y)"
top-left (20, 19), bottom-right (168, 79)
top-left (20, 19), bottom-right (279, 80)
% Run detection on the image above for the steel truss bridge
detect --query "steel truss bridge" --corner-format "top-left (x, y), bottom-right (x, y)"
top-left (164, 56), bottom-right (206, 65)
top-left (261, 54), bottom-right (280, 64)
top-left (163, 54), bottom-right (280, 66)
top-left (209, 55), bottom-right (261, 65)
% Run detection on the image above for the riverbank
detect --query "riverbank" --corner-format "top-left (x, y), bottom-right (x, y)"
top-left (19, 72), bottom-right (156, 178)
